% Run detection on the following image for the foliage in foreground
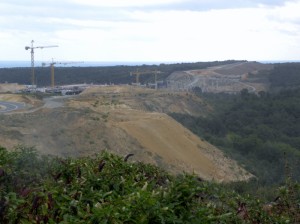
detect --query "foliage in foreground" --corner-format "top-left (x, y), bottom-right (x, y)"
top-left (0, 146), bottom-right (300, 223)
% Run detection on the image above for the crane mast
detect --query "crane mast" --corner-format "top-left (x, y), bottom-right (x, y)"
top-left (42, 60), bottom-right (83, 87)
top-left (25, 40), bottom-right (58, 86)
top-left (130, 69), bottom-right (162, 88)
top-left (51, 63), bottom-right (55, 88)
top-left (130, 69), bottom-right (152, 85)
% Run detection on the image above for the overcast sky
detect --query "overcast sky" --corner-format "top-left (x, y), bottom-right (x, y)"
top-left (0, 0), bottom-right (300, 63)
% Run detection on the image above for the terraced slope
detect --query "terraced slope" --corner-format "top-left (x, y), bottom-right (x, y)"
top-left (166, 61), bottom-right (273, 93)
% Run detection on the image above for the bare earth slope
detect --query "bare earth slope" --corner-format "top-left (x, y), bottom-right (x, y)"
top-left (166, 61), bottom-right (273, 93)
top-left (214, 61), bottom-right (273, 76)
top-left (0, 86), bottom-right (253, 182)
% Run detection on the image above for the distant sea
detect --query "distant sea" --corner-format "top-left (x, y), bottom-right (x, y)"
top-left (259, 60), bottom-right (300, 64)
top-left (1, 60), bottom-right (300, 68)
top-left (0, 61), bottom-right (164, 68)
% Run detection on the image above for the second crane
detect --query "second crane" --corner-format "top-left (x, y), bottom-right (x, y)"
top-left (42, 60), bottom-right (83, 87)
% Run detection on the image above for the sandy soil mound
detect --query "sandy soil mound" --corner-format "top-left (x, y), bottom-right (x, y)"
top-left (77, 86), bottom-right (252, 181)
top-left (117, 111), bottom-right (251, 182)
top-left (0, 86), bottom-right (253, 182)
top-left (0, 83), bottom-right (25, 93)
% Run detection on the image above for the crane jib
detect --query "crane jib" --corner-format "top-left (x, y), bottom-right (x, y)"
top-left (24, 40), bottom-right (59, 85)
top-left (34, 45), bottom-right (59, 49)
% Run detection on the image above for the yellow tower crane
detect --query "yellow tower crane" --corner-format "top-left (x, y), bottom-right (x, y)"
top-left (25, 40), bottom-right (58, 86)
top-left (42, 60), bottom-right (83, 87)
top-left (130, 69), bottom-right (143, 85)
top-left (153, 70), bottom-right (163, 89)
top-left (130, 69), bottom-right (162, 86)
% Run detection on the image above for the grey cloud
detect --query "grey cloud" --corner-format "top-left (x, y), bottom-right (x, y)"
top-left (1, 0), bottom-right (288, 17)
top-left (0, 1), bottom-right (139, 33)
top-left (0, 1), bottom-right (129, 20)
top-left (0, 0), bottom-right (290, 23)
top-left (0, 0), bottom-right (293, 33)
top-left (130, 0), bottom-right (288, 11)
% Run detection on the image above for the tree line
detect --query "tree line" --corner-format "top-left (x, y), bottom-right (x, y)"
top-left (0, 60), bottom-right (242, 86)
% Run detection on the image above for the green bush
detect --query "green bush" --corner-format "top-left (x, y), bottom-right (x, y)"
top-left (0, 147), bottom-right (299, 223)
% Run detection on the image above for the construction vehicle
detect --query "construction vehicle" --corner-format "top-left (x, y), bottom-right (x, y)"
top-left (25, 40), bottom-right (58, 86)
top-left (42, 60), bottom-right (83, 87)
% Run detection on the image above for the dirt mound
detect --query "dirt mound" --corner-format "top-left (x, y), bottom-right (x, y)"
top-left (0, 86), bottom-right (253, 182)
top-left (0, 94), bottom-right (26, 102)
top-left (77, 86), bottom-right (251, 181)
top-left (81, 86), bottom-right (211, 116)
top-left (117, 111), bottom-right (251, 181)
top-left (0, 83), bottom-right (25, 93)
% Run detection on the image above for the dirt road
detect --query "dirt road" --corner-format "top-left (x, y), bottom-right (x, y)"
top-left (0, 101), bottom-right (25, 113)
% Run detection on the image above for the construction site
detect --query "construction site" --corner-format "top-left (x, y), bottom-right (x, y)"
top-left (0, 40), bottom-right (274, 182)
top-left (17, 40), bottom-right (273, 96)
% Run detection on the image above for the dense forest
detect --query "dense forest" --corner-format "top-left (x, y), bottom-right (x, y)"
top-left (0, 60), bottom-right (241, 86)
top-left (170, 87), bottom-right (300, 190)
top-left (269, 63), bottom-right (300, 89)
top-left (169, 62), bottom-right (300, 190)
top-left (1, 147), bottom-right (299, 223)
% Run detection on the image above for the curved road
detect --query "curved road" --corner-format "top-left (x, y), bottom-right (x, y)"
top-left (0, 96), bottom-right (71, 114)
top-left (0, 101), bottom-right (25, 113)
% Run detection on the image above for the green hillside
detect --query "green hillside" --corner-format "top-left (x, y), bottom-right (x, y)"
top-left (171, 88), bottom-right (300, 190)
top-left (269, 63), bottom-right (300, 90)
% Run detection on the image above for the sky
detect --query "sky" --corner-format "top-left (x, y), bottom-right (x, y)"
top-left (0, 0), bottom-right (300, 63)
